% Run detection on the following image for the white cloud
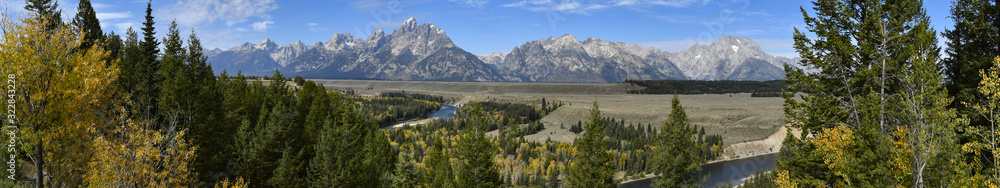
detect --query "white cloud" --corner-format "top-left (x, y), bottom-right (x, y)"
top-left (349, 0), bottom-right (386, 11)
top-left (90, 3), bottom-right (111, 9)
top-left (642, 0), bottom-right (707, 7)
top-left (158, 0), bottom-right (277, 27)
top-left (308, 22), bottom-right (319, 32)
top-left (502, 0), bottom-right (607, 14)
top-left (251, 20), bottom-right (274, 32)
top-left (448, 0), bottom-right (489, 8)
top-left (96, 12), bottom-right (130, 20)
top-left (503, 0), bottom-right (706, 14)
top-left (114, 22), bottom-right (135, 33)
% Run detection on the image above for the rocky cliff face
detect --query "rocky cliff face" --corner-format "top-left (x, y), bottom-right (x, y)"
top-left (486, 34), bottom-right (676, 82)
top-left (208, 17), bottom-right (793, 82)
top-left (667, 36), bottom-right (790, 81)
top-left (208, 17), bottom-right (502, 81)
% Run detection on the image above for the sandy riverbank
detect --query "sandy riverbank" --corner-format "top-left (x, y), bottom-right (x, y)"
top-left (710, 125), bottom-right (798, 163)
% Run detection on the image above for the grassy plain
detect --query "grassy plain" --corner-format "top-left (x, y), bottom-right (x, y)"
top-left (314, 79), bottom-right (785, 146)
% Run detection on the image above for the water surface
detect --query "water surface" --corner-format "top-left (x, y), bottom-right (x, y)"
top-left (620, 152), bottom-right (779, 188)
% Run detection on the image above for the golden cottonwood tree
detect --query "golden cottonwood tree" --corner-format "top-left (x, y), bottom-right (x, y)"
top-left (0, 14), bottom-right (117, 187)
top-left (85, 104), bottom-right (196, 187)
top-left (966, 57), bottom-right (1000, 187)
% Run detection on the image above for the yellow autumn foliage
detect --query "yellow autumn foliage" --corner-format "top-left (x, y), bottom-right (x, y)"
top-left (812, 124), bottom-right (855, 185)
top-left (0, 14), bottom-right (117, 186)
top-left (214, 177), bottom-right (248, 188)
top-left (970, 56), bottom-right (1000, 187)
top-left (85, 105), bottom-right (196, 187)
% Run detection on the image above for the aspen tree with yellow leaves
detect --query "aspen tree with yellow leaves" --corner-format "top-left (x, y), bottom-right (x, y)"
top-left (1, 11), bottom-right (196, 187)
top-left (0, 14), bottom-right (117, 187)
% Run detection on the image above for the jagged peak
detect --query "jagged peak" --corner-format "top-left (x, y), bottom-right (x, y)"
top-left (554, 34), bottom-right (578, 41)
top-left (368, 28), bottom-right (387, 40)
top-left (261, 37), bottom-right (275, 44)
top-left (400, 16), bottom-right (417, 30)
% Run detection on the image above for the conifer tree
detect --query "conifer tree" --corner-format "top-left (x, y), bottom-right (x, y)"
top-left (943, 1), bottom-right (999, 120)
top-left (421, 137), bottom-right (454, 188)
top-left (24, 0), bottom-right (61, 30)
top-left (782, 0), bottom-right (959, 186)
top-left (104, 32), bottom-right (122, 64)
top-left (71, 0), bottom-right (102, 51)
top-left (158, 20), bottom-right (189, 129)
top-left (389, 152), bottom-right (419, 188)
top-left (186, 28), bottom-right (227, 184)
top-left (651, 94), bottom-right (702, 188)
top-left (137, 1), bottom-right (160, 121)
top-left (456, 102), bottom-right (501, 188)
top-left (310, 96), bottom-right (394, 187)
top-left (119, 28), bottom-right (141, 94)
top-left (567, 101), bottom-right (617, 188)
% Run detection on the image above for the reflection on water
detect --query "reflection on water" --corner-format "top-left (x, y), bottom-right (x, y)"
top-left (428, 105), bottom-right (457, 120)
top-left (620, 153), bottom-right (779, 188)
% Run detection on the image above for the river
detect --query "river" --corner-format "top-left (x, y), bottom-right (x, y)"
top-left (386, 104), bottom-right (458, 129)
top-left (427, 104), bottom-right (457, 120)
top-left (619, 152), bottom-right (779, 188)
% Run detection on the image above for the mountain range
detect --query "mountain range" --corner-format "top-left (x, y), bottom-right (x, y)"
top-left (206, 17), bottom-right (798, 82)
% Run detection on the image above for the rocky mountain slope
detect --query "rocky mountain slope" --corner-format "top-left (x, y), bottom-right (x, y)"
top-left (209, 17), bottom-right (502, 81)
top-left (484, 35), bottom-right (682, 82)
top-left (667, 36), bottom-right (793, 80)
top-left (480, 35), bottom-right (792, 82)
top-left (206, 17), bottom-right (796, 82)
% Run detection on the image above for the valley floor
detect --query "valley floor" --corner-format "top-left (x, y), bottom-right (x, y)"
top-left (316, 79), bottom-right (785, 149)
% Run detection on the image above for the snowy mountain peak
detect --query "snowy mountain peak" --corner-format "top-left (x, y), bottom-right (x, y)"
top-left (369, 28), bottom-right (386, 39)
top-left (669, 36), bottom-right (785, 80)
top-left (254, 38), bottom-right (278, 51)
top-left (400, 16), bottom-right (418, 32)
top-left (555, 34), bottom-right (578, 42)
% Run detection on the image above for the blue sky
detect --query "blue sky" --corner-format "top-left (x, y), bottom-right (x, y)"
top-left (2, 0), bottom-right (955, 58)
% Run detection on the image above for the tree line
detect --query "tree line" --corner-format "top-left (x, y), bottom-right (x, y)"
top-left (624, 79), bottom-right (786, 95)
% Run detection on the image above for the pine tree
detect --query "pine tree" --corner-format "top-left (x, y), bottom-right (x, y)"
top-left (104, 32), bottom-right (122, 64)
top-left (567, 101), bottom-right (617, 188)
top-left (421, 138), bottom-right (454, 188)
top-left (186, 29), bottom-right (228, 184)
top-left (158, 20), bottom-right (189, 130)
top-left (389, 152), bottom-right (419, 188)
top-left (71, 0), bottom-right (102, 51)
top-left (119, 28), bottom-right (141, 95)
top-left (782, 0), bottom-right (960, 186)
top-left (137, 1), bottom-right (160, 122)
top-left (651, 94), bottom-right (703, 188)
top-left (943, 0), bottom-right (1000, 124)
top-left (456, 102), bottom-right (501, 188)
top-left (24, 0), bottom-right (61, 30)
top-left (310, 96), bottom-right (395, 187)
